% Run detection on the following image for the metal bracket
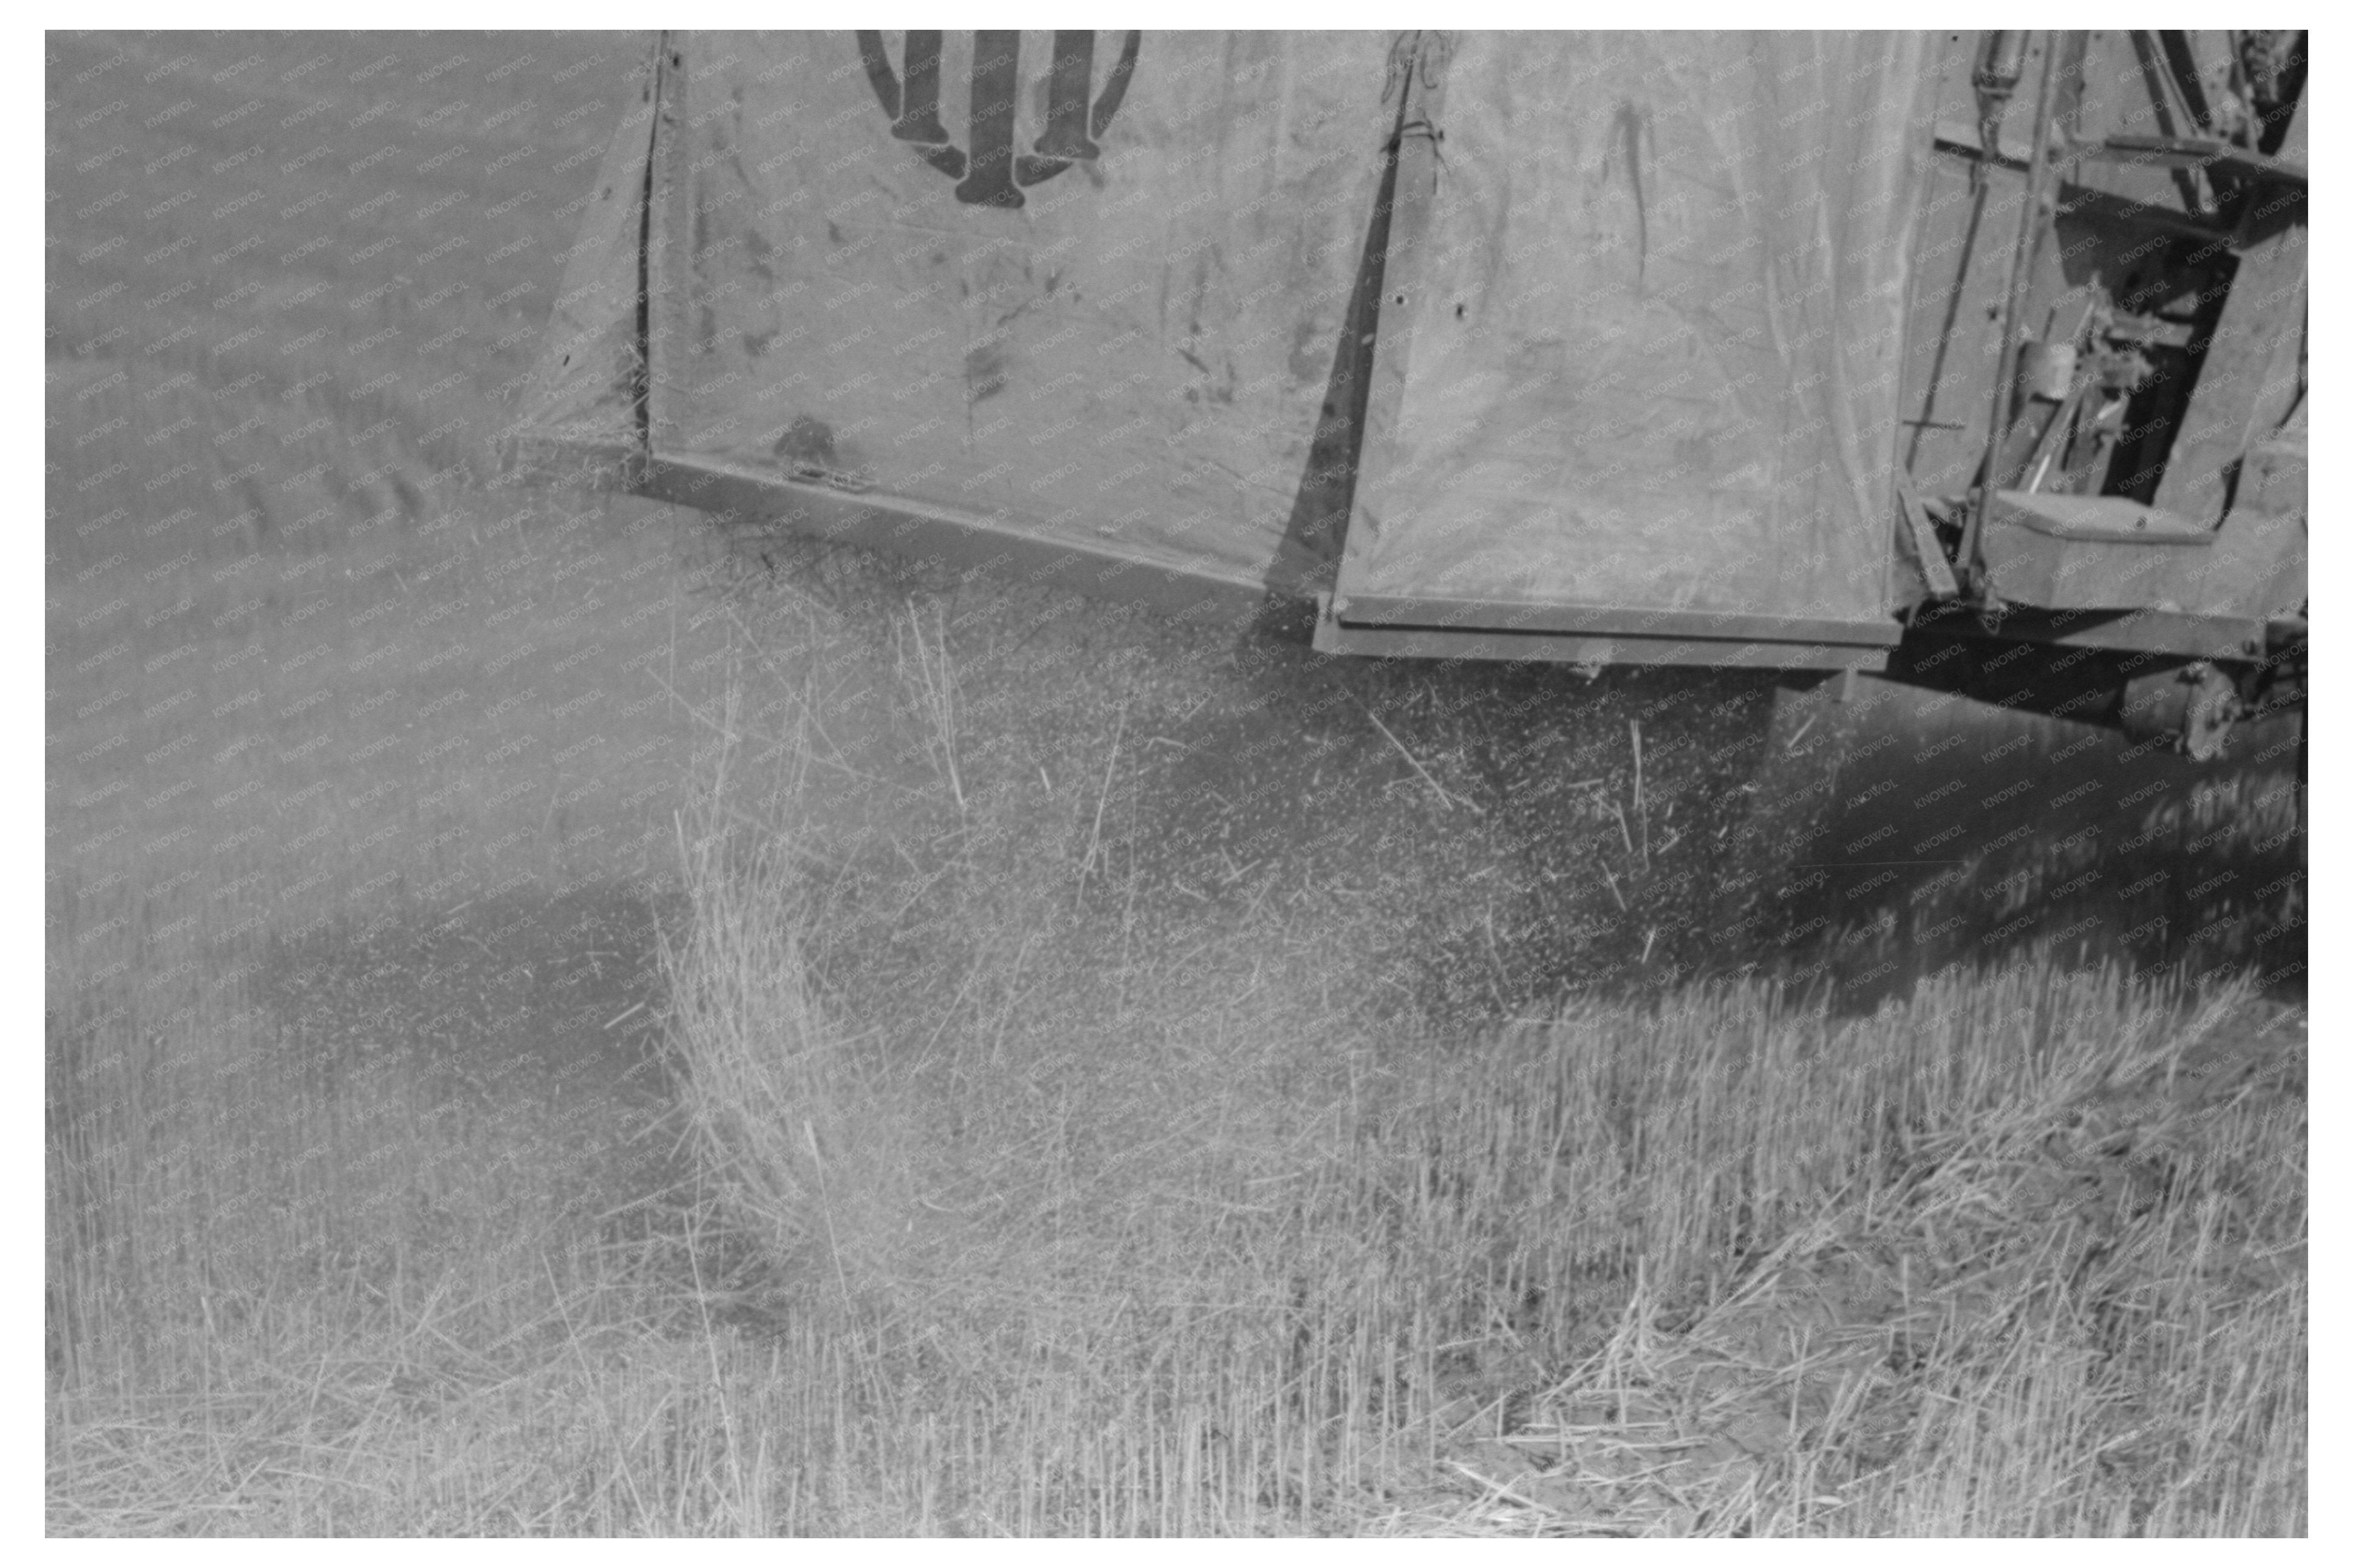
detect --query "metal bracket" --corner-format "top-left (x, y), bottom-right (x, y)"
top-left (1893, 469), bottom-right (1961, 598)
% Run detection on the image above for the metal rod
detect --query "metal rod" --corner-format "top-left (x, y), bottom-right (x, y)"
top-left (1903, 175), bottom-right (1991, 469)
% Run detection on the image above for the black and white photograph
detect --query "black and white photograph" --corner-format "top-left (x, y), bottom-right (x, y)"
top-left (42, 13), bottom-right (2313, 1536)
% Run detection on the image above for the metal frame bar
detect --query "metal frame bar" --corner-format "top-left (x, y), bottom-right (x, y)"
top-left (2090, 134), bottom-right (2306, 188)
top-left (1932, 119), bottom-right (2244, 243)
top-left (638, 452), bottom-right (1269, 625)
top-left (1906, 600), bottom-right (2268, 662)
top-left (643, 36), bottom-right (693, 466)
top-left (1314, 597), bottom-right (1890, 670)
top-left (1328, 593), bottom-right (1903, 648)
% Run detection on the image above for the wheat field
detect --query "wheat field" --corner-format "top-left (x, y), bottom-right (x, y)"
top-left (46, 31), bottom-right (2305, 1535)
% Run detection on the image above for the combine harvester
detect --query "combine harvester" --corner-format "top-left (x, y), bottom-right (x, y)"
top-left (515, 29), bottom-right (2305, 763)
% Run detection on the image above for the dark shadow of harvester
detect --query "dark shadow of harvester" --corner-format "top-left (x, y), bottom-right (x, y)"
top-left (505, 29), bottom-right (2306, 1002)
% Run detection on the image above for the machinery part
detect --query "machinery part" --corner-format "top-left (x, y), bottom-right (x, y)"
top-left (515, 33), bottom-right (2302, 689)
top-left (2119, 659), bottom-right (2243, 760)
top-left (1961, 32), bottom-right (2062, 586)
top-left (2018, 336), bottom-right (2078, 404)
top-left (1971, 31), bottom-right (2028, 193)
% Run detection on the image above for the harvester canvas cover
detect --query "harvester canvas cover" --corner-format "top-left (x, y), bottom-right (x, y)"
top-left (524, 32), bottom-right (1408, 601)
top-left (1332, 33), bottom-right (1924, 662)
top-left (515, 32), bottom-right (2299, 673)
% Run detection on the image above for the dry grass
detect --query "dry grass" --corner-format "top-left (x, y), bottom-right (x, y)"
top-left (656, 807), bottom-right (2306, 1533)
top-left (46, 566), bottom-right (2306, 1535)
top-left (892, 596), bottom-right (966, 816)
top-left (634, 580), bottom-right (2307, 1535)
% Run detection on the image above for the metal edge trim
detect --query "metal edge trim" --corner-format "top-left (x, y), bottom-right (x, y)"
top-left (1312, 596), bottom-right (1890, 670)
top-left (1331, 593), bottom-right (1906, 648)
top-left (636, 452), bottom-right (1271, 624)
